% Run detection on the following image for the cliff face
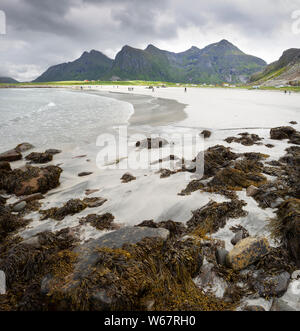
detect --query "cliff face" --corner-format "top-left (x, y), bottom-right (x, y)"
top-left (250, 48), bottom-right (300, 86)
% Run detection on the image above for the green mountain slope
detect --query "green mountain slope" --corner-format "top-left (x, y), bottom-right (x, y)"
top-left (0, 77), bottom-right (19, 83)
top-left (34, 40), bottom-right (267, 84)
top-left (250, 48), bottom-right (300, 86)
top-left (34, 50), bottom-right (113, 82)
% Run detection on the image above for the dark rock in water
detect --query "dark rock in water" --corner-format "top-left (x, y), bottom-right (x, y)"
top-left (79, 213), bottom-right (118, 231)
top-left (1, 165), bottom-right (62, 196)
top-left (136, 137), bottom-right (168, 149)
top-left (270, 126), bottom-right (296, 140)
top-left (15, 143), bottom-right (34, 153)
top-left (85, 189), bottom-right (100, 196)
top-left (243, 305), bottom-right (265, 311)
top-left (45, 149), bottom-right (61, 155)
top-left (187, 199), bottom-right (248, 234)
top-left (201, 130), bottom-right (211, 139)
top-left (265, 144), bottom-right (275, 148)
top-left (121, 172), bottom-right (136, 183)
top-left (78, 172), bottom-right (93, 177)
top-left (25, 152), bottom-right (53, 164)
top-left (136, 219), bottom-right (186, 238)
top-left (12, 193), bottom-right (45, 206)
top-left (271, 199), bottom-right (300, 267)
top-left (252, 271), bottom-right (290, 298)
top-left (0, 161), bottom-right (12, 172)
top-left (271, 298), bottom-right (296, 311)
top-left (226, 237), bottom-right (271, 271)
top-left (159, 168), bottom-right (176, 178)
top-left (270, 126), bottom-right (300, 145)
top-left (289, 121), bottom-right (298, 125)
top-left (225, 132), bottom-right (263, 146)
top-left (215, 248), bottom-right (229, 266)
top-left (179, 179), bottom-right (205, 195)
top-left (0, 149), bottom-right (22, 162)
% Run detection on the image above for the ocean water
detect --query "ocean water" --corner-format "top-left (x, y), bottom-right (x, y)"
top-left (0, 88), bottom-right (134, 152)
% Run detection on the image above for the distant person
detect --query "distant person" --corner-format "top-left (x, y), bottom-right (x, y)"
top-left (184, 87), bottom-right (187, 92)
top-left (80, 86), bottom-right (83, 90)
top-left (284, 90), bottom-right (287, 94)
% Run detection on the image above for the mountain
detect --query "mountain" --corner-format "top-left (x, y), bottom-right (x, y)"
top-left (34, 40), bottom-right (267, 84)
top-left (250, 48), bottom-right (300, 86)
top-left (0, 77), bottom-right (19, 83)
top-left (34, 50), bottom-right (113, 82)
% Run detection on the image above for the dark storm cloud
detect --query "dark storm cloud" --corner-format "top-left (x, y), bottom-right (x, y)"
top-left (0, 0), bottom-right (299, 81)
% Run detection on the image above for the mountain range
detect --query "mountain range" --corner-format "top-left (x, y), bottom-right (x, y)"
top-left (250, 48), bottom-right (300, 86)
top-left (34, 40), bottom-right (267, 84)
top-left (0, 77), bottom-right (19, 84)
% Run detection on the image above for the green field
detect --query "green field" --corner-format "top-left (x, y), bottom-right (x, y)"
top-left (1, 80), bottom-right (300, 92)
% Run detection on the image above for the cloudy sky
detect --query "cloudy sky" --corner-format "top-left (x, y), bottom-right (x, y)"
top-left (0, 0), bottom-right (299, 81)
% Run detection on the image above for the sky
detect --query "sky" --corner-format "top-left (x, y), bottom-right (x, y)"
top-left (0, 0), bottom-right (300, 82)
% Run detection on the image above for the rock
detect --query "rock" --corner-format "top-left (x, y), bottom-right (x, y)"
top-left (187, 199), bottom-right (248, 234)
top-left (15, 142), bottom-right (34, 153)
top-left (1, 165), bottom-right (62, 196)
top-left (22, 236), bottom-right (41, 248)
top-left (225, 132), bottom-right (263, 146)
top-left (159, 169), bottom-right (176, 178)
top-left (78, 172), bottom-right (93, 177)
top-left (265, 144), bottom-right (275, 148)
top-left (270, 126), bottom-right (300, 145)
top-left (291, 270), bottom-right (300, 279)
top-left (136, 137), bottom-right (168, 149)
top-left (0, 270), bottom-right (6, 294)
top-left (270, 126), bottom-right (296, 140)
top-left (270, 298), bottom-right (296, 311)
top-left (243, 305), bottom-right (265, 311)
top-left (13, 193), bottom-right (45, 205)
top-left (0, 149), bottom-right (22, 162)
top-left (273, 199), bottom-right (300, 266)
top-left (231, 231), bottom-right (244, 246)
top-left (79, 213), bottom-right (118, 231)
top-left (136, 219), bottom-right (186, 238)
top-left (0, 161), bottom-right (11, 171)
top-left (290, 121), bottom-right (298, 125)
top-left (45, 149), bottom-right (61, 155)
top-left (252, 271), bottom-right (290, 298)
top-left (83, 197), bottom-right (107, 208)
top-left (215, 248), bottom-right (229, 266)
top-left (121, 172), bottom-right (136, 183)
top-left (226, 237), bottom-right (271, 271)
top-left (25, 152), bottom-right (53, 164)
top-left (246, 185), bottom-right (259, 197)
top-left (85, 189), bottom-right (99, 196)
top-left (201, 130), bottom-right (211, 139)
top-left (12, 201), bottom-right (27, 212)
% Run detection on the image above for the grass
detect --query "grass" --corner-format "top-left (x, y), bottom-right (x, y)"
top-left (1, 79), bottom-right (300, 92)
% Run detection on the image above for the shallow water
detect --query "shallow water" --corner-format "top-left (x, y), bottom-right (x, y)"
top-left (0, 88), bottom-right (134, 152)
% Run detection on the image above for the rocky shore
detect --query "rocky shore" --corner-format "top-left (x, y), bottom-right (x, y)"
top-left (0, 125), bottom-right (299, 311)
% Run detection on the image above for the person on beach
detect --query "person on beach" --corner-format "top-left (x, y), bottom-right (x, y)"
top-left (184, 87), bottom-right (187, 92)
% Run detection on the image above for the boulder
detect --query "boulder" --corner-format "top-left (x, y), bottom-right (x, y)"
top-left (201, 130), bottom-right (211, 139)
top-left (226, 237), bottom-right (271, 271)
top-left (2, 165), bottom-right (62, 196)
top-left (0, 149), bottom-right (22, 162)
top-left (12, 201), bottom-right (27, 212)
top-left (15, 142), bottom-right (34, 153)
top-left (45, 149), bottom-right (61, 155)
top-left (25, 152), bottom-right (53, 164)
top-left (252, 271), bottom-right (290, 298)
top-left (270, 126), bottom-right (296, 140)
top-left (121, 172), bottom-right (136, 183)
top-left (0, 270), bottom-right (5, 295)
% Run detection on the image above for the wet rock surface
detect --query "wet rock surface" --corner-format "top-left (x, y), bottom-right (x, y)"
top-left (121, 172), bottom-right (136, 183)
top-left (225, 132), bottom-right (263, 146)
top-left (270, 126), bottom-right (300, 145)
top-left (201, 130), bottom-right (211, 139)
top-left (0, 149), bottom-right (22, 162)
top-left (226, 237), bottom-right (271, 271)
top-left (25, 152), bottom-right (53, 164)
